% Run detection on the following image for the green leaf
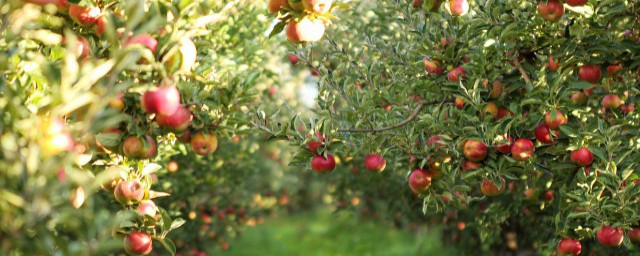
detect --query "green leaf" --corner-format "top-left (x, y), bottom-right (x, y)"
top-left (268, 20), bottom-right (287, 38)
top-left (159, 238), bottom-right (177, 255)
top-left (170, 218), bottom-right (186, 231)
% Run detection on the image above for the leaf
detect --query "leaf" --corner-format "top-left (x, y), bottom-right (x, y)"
top-left (142, 163), bottom-right (162, 176)
top-left (148, 190), bottom-right (171, 199)
top-left (567, 81), bottom-right (594, 90)
top-left (169, 218), bottom-right (186, 231)
top-left (268, 20), bottom-right (287, 38)
top-left (588, 147), bottom-right (608, 163)
top-left (159, 238), bottom-right (176, 255)
top-left (558, 125), bottom-right (579, 138)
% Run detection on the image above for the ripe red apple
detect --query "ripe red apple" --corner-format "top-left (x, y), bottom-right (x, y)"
top-left (481, 176), bottom-right (505, 196)
top-left (463, 139), bottom-right (488, 162)
top-left (578, 64), bottom-right (601, 83)
top-left (409, 169), bottom-right (432, 193)
top-left (156, 105), bottom-right (192, 132)
top-left (423, 58), bottom-right (444, 75)
top-left (289, 54), bottom-right (300, 64)
top-left (628, 227), bottom-right (640, 244)
top-left (596, 225), bottom-right (624, 247)
top-left (543, 190), bottom-right (554, 201)
top-left (544, 109), bottom-right (567, 129)
top-left (413, 0), bottom-right (422, 8)
top-left (570, 147), bottom-right (593, 167)
top-left (535, 124), bottom-right (558, 144)
top-left (95, 16), bottom-right (107, 37)
top-left (483, 102), bottom-right (499, 119)
top-left (307, 133), bottom-right (325, 154)
top-left (601, 94), bottom-right (621, 109)
top-left (122, 135), bottom-right (157, 159)
top-left (570, 92), bottom-right (588, 104)
top-left (364, 154), bottom-right (386, 173)
top-left (496, 107), bottom-right (514, 120)
top-left (427, 135), bottom-right (446, 151)
top-left (268, 0), bottom-right (289, 13)
top-left (548, 55), bottom-right (560, 71)
top-left (447, 66), bottom-right (467, 82)
top-left (302, 0), bottom-right (332, 14)
top-left (606, 62), bottom-right (622, 75)
top-left (488, 80), bottom-right (503, 99)
top-left (454, 97), bottom-right (464, 109)
top-left (286, 18), bottom-right (325, 43)
top-left (565, 0), bottom-right (587, 6)
top-left (124, 232), bottom-right (153, 255)
top-left (621, 103), bottom-right (634, 114)
top-left (137, 200), bottom-right (157, 217)
top-left (114, 180), bottom-right (145, 205)
top-left (537, 0), bottom-right (564, 22)
top-left (311, 154), bottom-right (336, 173)
top-left (557, 238), bottom-right (581, 256)
top-left (495, 135), bottom-right (514, 154)
top-left (190, 132), bottom-right (218, 155)
top-left (69, 5), bottom-right (100, 25)
top-left (141, 85), bottom-right (181, 116)
top-left (125, 34), bottom-right (158, 53)
top-left (511, 139), bottom-right (534, 161)
top-left (523, 188), bottom-right (538, 200)
top-left (445, 0), bottom-right (469, 16)
top-left (462, 160), bottom-right (482, 172)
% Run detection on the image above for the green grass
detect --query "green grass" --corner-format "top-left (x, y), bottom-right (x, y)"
top-left (215, 210), bottom-right (457, 256)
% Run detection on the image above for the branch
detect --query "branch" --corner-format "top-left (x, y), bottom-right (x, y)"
top-left (326, 35), bottom-right (378, 91)
top-left (510, 59), bottom-right (532, 87)
top-left (337, 100), bottom-right (451, 133)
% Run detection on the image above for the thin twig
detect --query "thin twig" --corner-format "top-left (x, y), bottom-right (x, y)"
top-left (511, 59), bottom-right (532, 87)
top-left (337, 100), bottom-right (451, 133)
top-left (326, 34), bottom-right (378, 91)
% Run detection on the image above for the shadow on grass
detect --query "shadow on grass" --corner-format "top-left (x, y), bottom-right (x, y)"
top-left (215, 210), bottom-right (458, 256)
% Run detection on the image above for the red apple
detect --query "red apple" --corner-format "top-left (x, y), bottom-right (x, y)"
top-left (557, 238), bottom-right (581, 256)
top-left (544, 109), bottom-right (567, 129)
top-left (607, 62), bottom-right (622, 75)
top-left (462, 160), bottom-right (482, 172)
top-left (570, 92), bottom-right (588, 104)
top-left (141, 85), bottom-right (181, 116)
top-left (543, 190), bottom-right (554, 201)
top-left (364, 154), bottom-right (386, 173)
top-left (511, 138), bottom-right (534, 161)
top-left (122, 135), bottom-right (157, 159)
top-left (413, 0), bottom-right (423, 8)
top-left (481, 176), bottom-right (505, 196)
top-left (578, 64), bottom-right (601, 83)
top-left (489, 80), bottom-right (503, 99)
top-left (628, 227), bottom-right (640, 244)
top-left (268, 0), bottom-right (289, 13)
top-left (289, 54), bottom-right (300, 64)
top-left (307, 133), bottom-right (325, 154)
top-left (286, 18), bottom-right (325, 43)
top-left (454, 97), bottom-right (464, 109)
top-left (125, 34), bottom-right (158, 53)
top-left (447, 66), bottom-right (467, 82)
top-left (409, 169), bottom-right (432, 193)
top-left (535, 124), bottom-right (558, 144)
top-left (495, 135), bottom-right (514, 154)
top-left (596, 225), bottom-right (624, 247)
top-left (496, 107), bottom-right (514, 120)
top-left (445, 0), bottom-right (469, 16)
top-left (601, 94), bottom-right (621, 109)
top-left (167, 161), bottom-right (178, 172)
top-left (156, 105), bottom-right (192, 132)
top-left (621, 103), bottom-right (634, 114)
top-left (523, 188), bottom-right (538, 200)
top-left (137, 200), bottom-right (157, 217)
top-left (565, 0), bottom-right (587, 6)
top-left (537, 0), bottom-right (564, 22)
top-left (302, 0), bottom-right (332, 14)
top-left (95, 16), bottom-right (107, 37)
top-left (114, 180), bottom-right (145, 205)
top-left (463, 139), bottom-right (488, 162)
top-left (311, 154), bottom-right (336, 173)
top-left (423, 58), bottom-right (444, 75)
top-left (190, 132), bottom-right (218, 155)
top-left (69, 5), bottom-right (100, 25)
top-left (548, 55), bottom-right (560, 71)
top-left (570, 147), bottom-right (593, 167)
top-left (427, 135), bottom-right (446, 150)
top-left (483, 102), bottom-right (499, 119)
top-left (124, 232), bottom-right (153, 255)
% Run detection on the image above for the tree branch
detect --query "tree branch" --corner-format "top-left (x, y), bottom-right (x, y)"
top-left (326, 34), bottom-right (378, 91)
top-left (337, 100), bottom-right (451, 133)
top-left (511, 59), bottom-right (532, 87)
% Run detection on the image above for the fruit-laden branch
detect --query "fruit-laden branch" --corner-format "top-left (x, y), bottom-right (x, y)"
top-left (510, 59), bottom-right (532, 87)
top-left (326, 35), bottom-right (378, 91)
top-left (338, 100), bottom-right (451, 133)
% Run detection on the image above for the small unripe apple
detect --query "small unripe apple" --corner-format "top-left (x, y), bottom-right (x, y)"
top-left (124, 232), bottom-right (153, 255)
top-left (570, 147), bottom-right (593, 167)
top-left (108, 93), bottom-right (125, 111)
top-left (565, 0), bottom-right (587, 6)
top-left (167, 161), bottom-right (178, 172)
top-left (544, 109), bottom-right (567, 129)
top-left (596, 225), bottom-right (624, 247)
top-left (534, 124), bottom-right (558, 144)
top-left (302, 0), bottom-right (332, 14)
top-left (447, 66), bottom-right (467, 82)
top-left (578, 64), bottom-right (602, 84)
top-left (548, 55), bottom-right (560, 71)
top-left (156, 105), bottom-right (192, 132)
top-left (495, 135), bottom-right (514, 154)
top-left (311, 154), bottom-right (336, 173)
top-left (537, 0), bottom-right (564, 22)
top-left (364, 154), bottom-right (386, 173)
top-left (286, 18), bottom-right (326, 43)
top-left (409, 169), bottom-right (432, 193)
top-left (190, 132), bottom-right (218, 155)
top-left (463, 139), bottom-right (488, 162)
top-left (268, 0), bottom-right (289, 13)
top-left (570, 92), bottom-right (588, 104)
top-left (511, 138), bottom-right (534, 161)
top-left (481, 176), bottom-right (505, 196)
top-left (557, 238), bottom-right (581, 256)
top-left (114, 180), bottom-right (145, 205)
top-left (69, 5), bottom-right (100, 25)
top-left (445, 0), bottom-right (469, 16)
top-left (523, 188), bottom-right (538, 200)
top-left (483, 102), bottom-right (499, 119)
top-left (141, 85), bottom-right (181, 116)
top-left (137, 200), bottom-right (158, 217)
top-left (601, 94), bottom-right (621, 109)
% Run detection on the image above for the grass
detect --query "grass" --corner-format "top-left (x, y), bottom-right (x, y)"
top-left (214, 210), bottom-right (457, 256)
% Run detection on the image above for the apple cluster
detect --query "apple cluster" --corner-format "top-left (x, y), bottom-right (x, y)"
top-left (267, 0), bottom-right (340, 43)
